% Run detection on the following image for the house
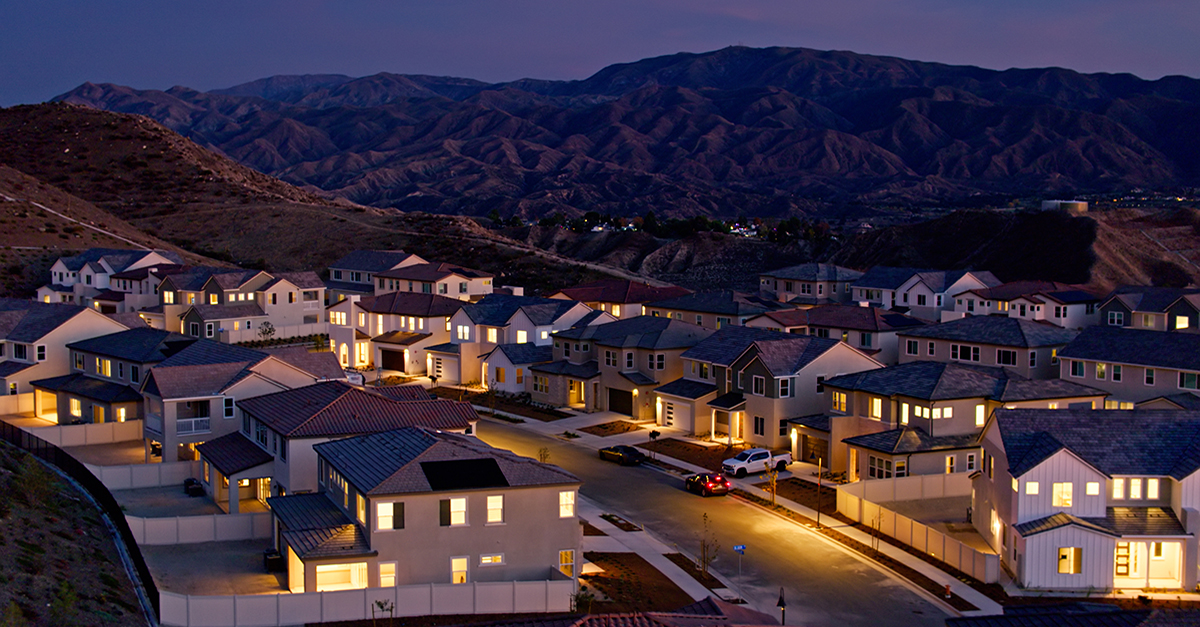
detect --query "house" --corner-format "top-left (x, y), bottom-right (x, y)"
top-left (757, 263), bottom-right (863, 306)
top-left (1057, 325), bottom-right (1200, 405)
top-left (819, 362), bottom-right (1107, 480)
top-left (0, 299), bottom-right (130, 399)
top-left (326, 250), bottom-right (426, 302)
top-left (896, 316), bottom-right (1078, 379)
top-left (36, 248), bottom-right (183, 310)
top-left (851, 267), bottom-right (1001, 319)
top-left (973, 409), bottom-right (1200, 591)
top-left (480, 343), bottom-right (553, 395)
top-left (654, 325), bottom-right (881, 449)
top-left (644, 290), bottom-right (795, 330)
top-left (267, 426), bottom-right (581, 593)
top-left (374, 261), bottom-right (494, 301)
top-left (104, 263), bottom-right (186, 313)
top-left (1137, 392), bottom-right (1200, 411)
top-left (1099, 286), bottom-right (1200, 332)
top-left (30, 327), bottom-right (194, 425)
top-left (428, 295), bottom-right (608, 385)
top-left (527, 316), bottom-right (714, 418)
top-left (195, 380), bottom-right (478, 513)
top-left (549, 279), bottom-right (691, 319)
top-left (140, 339), bottom-right (344, 463)
top-left (326, 292), bottom-right (465, 372)
top-left (950, 281), bottom-right (1101, 329)
top-left (745, 304), bottom-right (926, 365)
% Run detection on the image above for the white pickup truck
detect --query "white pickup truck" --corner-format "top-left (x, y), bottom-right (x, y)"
top-left (721, 448), bottom-right (792, 477)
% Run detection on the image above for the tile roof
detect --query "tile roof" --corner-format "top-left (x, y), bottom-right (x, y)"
top-left (1014, 513), bottom-right (1118, 538)
top-left (462, 294), bottom-right (581, 327)
top-left (551, 279), bottom-right (691, 304)
top-left (553, 315), bottom-right (715, 350)
top-left (196, 432), bottom-right (274, 476)
top-left (323, 279), bottom-right (373, 295)
top-left (646, 290), bottom-right (794, 317)
top-left (239, 380), bottom-right (476, 437)
top-left (329, 250), bottom-right (422, 273)
top-left (570, 309), bottom-right (610, 328)
top-left (356, 292), bottom-right (464, 317)
top-left (267, 271), bottom-right (325, 289)
top-left (1013, 508), bottom-right (1186, 539)
top-left (708, 392), bottom-right (746, 411)
top-left (58, 248), bottom-right (182, 273)
top-left (29, 373), bottom-right (142, 403)
top-left (144, 339), bottom-right (337, 399)
top-left (156, 338), bottom-right (267, 368)
top-left (530, 360), bottom-right (601, 379)
top-left (376, 261), bottom-right (493, 282)
top-left (681, 325), bottom-right (804, 365)
top-left (825, 361), bottom-right (1103, 402)
top-left (262, 347), bottom-right (345, 381)
top-left (267, 492), bottom-right (373, 559)
top-left (106, 312), bottom-right (150, 329)
top-left (0, 361), bottom-right (35, 377)
top-left (788, 414), bottom-right (831, 432)
top-left (747, 336), bottom-right (846, 377)
top-left (186, 303), bottom-right (267, 321)
top-left (996, 408), bottom-right (1200, 479)
top-left (852, 266), bottom-right (925, 290)
top-left (1103, 286), bottom-right (1200, 314)
top-left (372, 331), bottom-right (430, 346)
top-left (753, 305), bottom-right (926, 333)
top-left (282, 524), bottom-right (374, 560)
top-left (654, 378), bottom-right (718, 400)
top-left (144, 361), bottom-right (254, 399)
top-left (483, 343), bottom-right (554, 365)
top-left (898, 316), bottom-right (1078, 348)
top-left (620, 371), bottom-right (658, 386)
top-left (0, 299), bottom-right (96, 342)
top-left (842, 428), bottom-right (979, 454)
top-left (961, 280), bottom-right (1084, 302)
top-left (66, 328), bottom-right (195, 363)
top-left (1140, 393), bottom-right (1200, 410)
top-left (425, 342), bottom-right (460, 354)
top-left (314, 427), bottom-right (579, 496)
top-left (761, 263), bottom-right (864, 282)
top-left (371, 385), bottom-right (433, 402)
top-left (1059, 325), bottom-right (1200, 371)
top-left (207, 270), bottom-right (266, 290)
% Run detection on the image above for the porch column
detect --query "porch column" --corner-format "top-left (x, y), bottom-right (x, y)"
top-left (1184, 507), bottom-right (1200, 590)
top-left (710, 409), bottom-right (715, 438)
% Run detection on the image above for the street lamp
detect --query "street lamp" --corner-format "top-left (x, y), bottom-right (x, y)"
top-left (777, 587), bottom-right (786, 625)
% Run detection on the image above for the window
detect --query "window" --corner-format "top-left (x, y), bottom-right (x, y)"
top-left (832, 391), bottom-right (847, 413)
top-left (975, 404), bottom-right (986, 427)
top-left (1086, 482), bottom-right (1099, 495)
top-left (716, 317), bottom-right (731, 328)
top-left (905, 340), bottom-right (918, 356)
top-left (380, 562), bottom-right (396, 587)
top-left (701, 363), bottom-right (710, 379)
top-left (533, 376), bottom-right (548, 393)
top-left (451, 557), bottom-right (469, 584)
top-left (1025, 481), bottom-right (1039, 495)
top-left (516, 369), bottom-right (524, 384)
top-left (779, 419), bottom-right (789, 437)
top-left (73, 352), bottom-right (84, 370)
top-left (951, 344), bottom-right (980, 362)
top-left (494, 367), bottom-right (505, 383)
top-left (487, 328), bottom-right (498, 343)
top-left (1058, 547), bottom-right (1082, 574)
top-left (1012, 478), bottom-right (1018, 492)
top-left (870, 397), bottom-right (882, 419)
top-left (966, 454), bottom-right (976, 471)
top-left (1096, 363), bottom-right (1107, 380)
top-left (1152, 542), bottom-right (1164, 560)
top-left (480, 554), bottom-right (504, 566)
top-left (1146, 368), bottom-right (1156, 385)
top-left (1129, 478), bottom-right (1142, 500)
top-left (69, 398), bottom-right (82, 417)
top-left (1113, 478), bottom-right (1125, 499)
top-left (1070, 361), bottom-right (1084, 377)
top-left (869, 455), bottom-right (893, 479)
top-left (1182, 372), bottom-right (1200, 390)
top-left (1112, 365), bottom-right (1122, 382)
top-left (357, 494), bottom-right (366, 524)
top-left (944, 455), bottom-right (955, 474)
top-left (815, 375), bottom-right (825, 393)
top-left (753, 416), bottom-right (765, 436)
top-left (997, 349), bottom-right (1017, 366)
top-left (928, 341), bottom-right (935, 356)
top-left (1142, 313), bottom-right (1154, 328)
top-left (516, 330), bottom-right (527, 343)
top-left (97, 358), bottom-right (111, 377)
top-left (752, 376), bottom-right (765, 396)
top-left (456, 325), bottom-right (470, 341)
top-left (895, 460), bottom-right (907, 477)
top-left (860, 332), bottom-right (872, 347)
top-left (377, 502), bottom-right (404, 530)
top-left (559, 491), bottom-right (575, 517)
top-left (1177, 316), bottom-right (1190, 330)
top-left (440, 497), bottom-right (467, 526)
top-left (35, 345), bottom-right (45, 362)
top-left (223, 397), bottom-right (235, 419)
top-left (901, 403), bottom-right (909, 425)
top-left (1052, 482), bottom-right (1073, 507)
top-left (778, 378), bottom-right (791, 397)
top-left (1107, 311), bottom-right (1124, 326)
top-left (486, 495), bottom-right (504, 524)
top-left (558, 550), bottom-right (575, 578)
top-left (1148, 478), bottom-right (1159, 499)
top-left (604, 351), bottom-right (616, 367)
top-left (625, 352), bottom-right (634, 369)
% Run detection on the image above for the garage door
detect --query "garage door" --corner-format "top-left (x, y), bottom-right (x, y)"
top-left (608, 388), bottom-right (633, 416)
top-left (380, 349), bottom-right (405, 371)
top-left (662, 401), bottom-right (691, 429)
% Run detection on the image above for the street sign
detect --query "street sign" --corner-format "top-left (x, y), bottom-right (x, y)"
top-left (733, 544), bottom-right (746, 554)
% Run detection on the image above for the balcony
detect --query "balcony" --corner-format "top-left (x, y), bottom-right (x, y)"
top-left (145, 413), bottom-right (163, 435)
top-left (176, 417), bottom-right (211, 435)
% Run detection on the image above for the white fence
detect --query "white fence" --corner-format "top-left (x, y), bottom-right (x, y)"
top-left (837, 474), bottom-right (1000, 584)
top-left (219, 322), bottom-right (328, 344)
top-left (0, 392), bottom-right (34, 415)
top-left (126, 512), bottom-right (273, 545)
top-left (85, 460), bottom-right (200, 490)
top-left (160, 579), bottom-right (575, 627)
top-left (28, 419), bottom-right (144, 447)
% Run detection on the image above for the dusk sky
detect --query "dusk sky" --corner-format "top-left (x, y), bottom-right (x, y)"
top-left (3, 0), bottom-right (1199, 107)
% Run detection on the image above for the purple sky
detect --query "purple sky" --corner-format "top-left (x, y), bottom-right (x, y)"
top-left (3, 0), bottom-right (1199, 106)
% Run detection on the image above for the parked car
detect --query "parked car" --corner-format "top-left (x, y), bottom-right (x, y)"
top-left (685, 473), bottom-right (731, 497)
top-left (598, 445), bottom-right (646, 466)
top-left (721, 448), bottom-right (792, 477)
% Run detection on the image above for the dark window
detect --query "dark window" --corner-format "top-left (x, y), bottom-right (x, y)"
top-left (393, 502), bottom-right (405, 529)
top-left (439, 499), bottom-right (451, 526)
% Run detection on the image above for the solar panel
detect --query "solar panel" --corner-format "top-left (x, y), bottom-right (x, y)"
top-left (420, 459), bottom-right (509, 491)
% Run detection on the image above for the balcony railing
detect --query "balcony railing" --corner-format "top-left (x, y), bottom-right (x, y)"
top-left (176, 417), bottom-right (211, 435)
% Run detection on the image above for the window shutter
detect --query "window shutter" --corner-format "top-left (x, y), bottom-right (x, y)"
top-left (439, 499), bottom-right (450, 526)
top-left (394, 502), bottom-right (405, 529)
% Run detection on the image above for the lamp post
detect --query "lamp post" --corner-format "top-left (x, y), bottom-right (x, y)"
top-left (777, 587), bottom-right (786, 625)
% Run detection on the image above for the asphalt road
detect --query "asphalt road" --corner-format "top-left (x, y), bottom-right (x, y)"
top-left (476, 420), bottom-right (948, 627)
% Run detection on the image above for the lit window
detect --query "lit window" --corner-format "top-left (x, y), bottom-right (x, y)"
top-left (1012, 478), bottom-right (1018, 492)
top-left (1086, 482), bottom-right (1099, 496)
top-left (559, 491), bottom-right (575, 518)
top-left (832, 391), bottom-right (847, 413)
top-left (1113, 478), bottom-right (1125, 499)
top-left (480, 554), bottom-right (504, 566)
top-left (1177, 316), bottom-right (1190, 330)
top-left (1147, 478), bottom-right (1159, 500)
top-left (558, 550), bottom-right (575, 578)
top-left (975, 404), bottom-right (986, 427)
top-left (1057, 547), bottom-right (1082, 574)
top-left (451, 557), bottom-right (468, 584)
top-left (69, 398), bottom-right (82, 417)
top-left (356, 494), bottom-right (366, 524)
top-left (1052, 482), bottom-right (1073, 507)
top-left (1129, 478), bottom-right (1142, 500)
top-left (870, 397), bottom-right (882, 419)
top-left (1025, 481), bottom-right (1039, 495)
top-left (900, 403), bottom-right (909, 425)
top-left (380, 562), bottom-right (396, 587)
top-left (377, 502), bottom-right (403, 530)
top-left (486, 495), bottom-right (504, 524)
top-left (450, 498), bottom-right (466, 525)
top-left (516, 330), bottom-right (528, 343)
top-left (487, 328), bottom-right (498, 343)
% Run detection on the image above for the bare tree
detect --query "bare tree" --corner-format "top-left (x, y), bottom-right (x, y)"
top-left (257, 321), bottom-right (276, 341)
top-left (763, 460), bottom-right (780, 507)
top-left (537, 447), bottom-right (552, 464)
top-left (698, 512), bottom-right (720, 575)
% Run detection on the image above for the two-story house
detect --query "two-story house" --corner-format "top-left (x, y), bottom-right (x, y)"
top-left (326, 250), bottom-right (427, 302)
top-left (1099, 286), bottom-right (1200, 332)
top-left (195, 380), bottom-right (477, 513)
top-left (852, 267), bottom-right (1001, 319)
top-left (480, 344), bottom-right (553, 395)
top-left (30, 327), bottom-right (194, 425)
top-left (974, 409), bottom-right (1200, 591)
top-left (1058, 325), bottom-right (1200, 406)
top-left (757, 263), bottom-right (863, 306)
top-left (327, 292), bottom-right (465, 373)
top-left (819, 362), bottom-right (1107, 480)
top-left (374, 261), bottom-right (494, 302)
top-left (951, 281), bottom-right (1101, 329)
top-left (267, 427), bottom-right (582, 593)
top-left (549, 279), bottom-right (691, 320)
top-left (527, 316), bottom-right (714, 418)
top-left (36, 248), bottom-right (183, 310)
top-left (745, 304), bottom-right (926, 365)
top-left (0, 299), bottom-right (129, 400)
top-left (897, 316), bottom-right (1078, 380)
top-left (644, 290), bottom-right (795, 330)
top-left (140, 339), bottom-right (344, 463)
top-left (427, 295), bottom-right (607, 385)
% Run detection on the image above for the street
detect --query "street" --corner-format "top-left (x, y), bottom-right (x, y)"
top-left (477, 419), bottom-right (948, 627)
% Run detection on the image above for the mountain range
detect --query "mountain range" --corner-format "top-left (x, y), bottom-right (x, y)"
top-left (54, 46), bottom-right (1200, 219)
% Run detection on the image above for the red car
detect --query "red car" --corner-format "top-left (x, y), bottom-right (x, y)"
top-left (685, 473), bottom-right (731, 497)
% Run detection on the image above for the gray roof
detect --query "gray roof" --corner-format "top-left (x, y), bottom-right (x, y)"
top-left (1102, 286), bottom-right (1200, 314)
top-left (462, 294), bottom-right (581, 327)
top-left (842, 428), bottom-right (979, 454)
top-left (376, 261), bottom-right (492, 282)
top-left (551, 279), bottom-right (691, 304)
top-left (852, 266), bottom-right (924, 290)
top-left (824, 361), bottom-right (1104, 402)
top-left (144, 340), bottom-right (333, 399)
top-left (788, 414), bottom-right (831, 432)
top-left (553, 315), bottom-right (715, 350)
top-left (681, 325), bottom-right (804, 365)
top-left (747, 336), bottom-right (846, 377)
top-left (313, 427), bottom-right (579, 496)
top-left (1140, 393), bottom-right (1200, 410)
top-left (996, 409), bottom-right (1200, 479)
top-left (761, 263), bottom-right (863, 282)
top-left (646, 290), bottom-right (793, 317)
top-left (262, 347), bottom-right (345, 381)
top-left (709, 392), bottom-right (746, 411)
top-left (186, 303), bottom-right (267, 321)
top-left (156, 338), bottom-right (266, 368)
top-left (267, 492), bottom-right (373, 559)
top-left (1014, 507), bottom-right (1185, 539)
top-left (372, 331), bottom-right (430, 346)
top-left (329, 250), bottom-right (420, 273)
top-left (0, 299), bottom-right (96, 342)
top-left (483, 343), bottom-right (554, 366)
top-left (753, 305), bottom-right (926, 333)
top-left (898, 316), bottom-right (1077, 348)
top-left (59, 248), bottom-right (182, 273)
top-left (66, 328), bottom-right (194, 363)
top-left (425, 342), bottom-right (460, 354)
top-left (356, 292), bottom-right (464, 317)
top-left (196, 432), bottom-right (274, 476)
top-left (1059, 325), bottom-right (1200, 371)
top-left (323, 279), bottom-right (373, 295)
top-left (620, 371), bottom-right (658, 386)
top-left (265, 271), bottom-right (325, 290)
top-left (946, 607), bottom-right (1175, 627)
top-left (654, 378), bottom-right (718, 400)
top-left (1013, 513), bottom-right (1118, 538)
top-left (29, 373), bottom-right (142, 403)
top-left (529, 360), bottom-right (601, 379)
top-left (0, 362), bottom-right (35, 377)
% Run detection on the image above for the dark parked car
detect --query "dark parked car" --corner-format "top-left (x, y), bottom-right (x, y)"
top-left (685, 473), bottom-right (731, 497)
top-left (598, 445), bottom-right (646, 466)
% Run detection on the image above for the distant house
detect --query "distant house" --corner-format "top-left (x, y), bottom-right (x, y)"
top-left (374, 261), bottom-right (494, 302)
top-left (974, 409), bottom-right (1200, 591)
top-left (36, 248), bottom-right (183, 310)
top-left (745, 304), bottom-right (926, 364)
top-left (1058, 325), bottom-right (1200, 405)
top-left (897, 316), bottom-right (1078, 379)
top-left (326, 250), bottom-right (426, 302)
top-left (644, 290), bottom-right (794, 330)
top-left (1099, 286), bottom-right (1200, 332)
top-left (326, 292), bottom-right (465, 372)
top-left (951, 280), bottom-right (1101, 328)
top-left (818, 362), bottom-right (1106, 479)
top-left (529, 316), bottom-right (714, 419)
top-left (549, 279), bottom-right (691, 319)
top-left (851, 267), bottom-right (1001, 320)
top-left (757, 263), bottom-right (863, 306)
top-left (0, 298), bottom-right (129, 400)
top-left (480, 343), bottom-right (553, 395)
top-left (268, 427), bottom-right (581, 593)
top-left (196, 380), bottom-right (477, 513)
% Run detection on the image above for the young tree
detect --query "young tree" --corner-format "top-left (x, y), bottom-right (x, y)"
top-left (257, 321), bottom-right (276, 341)
top-left (763, 460), bottom-right (780, 507)
top-left (698, 512), bottom-right (720, 575)
top-left (537, 447), bottom-right (552, 464)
